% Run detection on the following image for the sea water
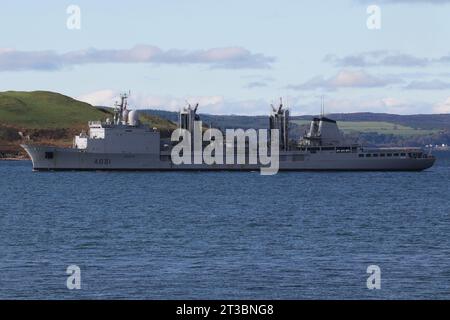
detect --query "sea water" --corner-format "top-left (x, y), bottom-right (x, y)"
top-left (0, 152), bottom-right (449, 299)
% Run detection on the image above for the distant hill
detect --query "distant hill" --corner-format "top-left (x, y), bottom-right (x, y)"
top-left (139, 113), bottom-right (177, 137)
top-left (143, 109), bottom-right (271, 130)
top-left (0, 91), bottom-right (111, 129)
top-left (296, 112), bottom-right (450, 131)
top-left (144, 109), bottom-right (450, 131)
top-left (143, 109), bottom-right (450, 147)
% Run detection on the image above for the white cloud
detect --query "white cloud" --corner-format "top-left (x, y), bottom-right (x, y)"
top-left (356, 0), bottom-right (450, 5)
top-left (77, 89), bottom-right (118, 106)
top-left (404, 79), bottom-right (450, 90)
top-left (433, 97), bottom-right (450, 113)
top-left (77, 90), bottom-right (445, 116)
top-left (76, 89), bottom-right (270, 115)
top-left (286, 70), bottom-right (401, 91)
top-left (293, 95), bottom-right (432, 115)
top-left (244, 81), bottom-right (269, 89)
top-left (132, 94), bottom-right (226, 112)
top-left (77, 89), bottom-right (224, 111)
top-left (0, 45), bottom-right (275, 72)
top-left (323, 51), bottom-right (450, 68)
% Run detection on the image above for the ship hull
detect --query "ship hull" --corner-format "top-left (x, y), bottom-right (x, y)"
top-left (21, 144), bottom-right (436, 172)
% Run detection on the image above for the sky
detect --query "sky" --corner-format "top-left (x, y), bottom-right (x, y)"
top-left (1, 0), bottom-right (450, 115)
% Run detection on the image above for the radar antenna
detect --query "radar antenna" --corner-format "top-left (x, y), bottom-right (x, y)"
top-left (270, 102), bottom-right (277, 113)
top-left (180, 100), bottom-right (200, 131)
top-left (320, 95), bottom-right (325, 117)
top-left (278, 97), bottom-right (283, 113)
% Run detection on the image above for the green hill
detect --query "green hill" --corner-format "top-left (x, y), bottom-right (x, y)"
top-left (290, 120), bottom-right (439, 136)
top-left (0, 91), bottom-right (111, 129)
top-left (139, 113), bottom-right (177, 137)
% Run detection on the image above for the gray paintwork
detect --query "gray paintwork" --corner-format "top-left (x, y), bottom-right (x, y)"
top-left (21, 144), bottom-right (435, 171)
top-left (21, 95), bottom-right (436, 171)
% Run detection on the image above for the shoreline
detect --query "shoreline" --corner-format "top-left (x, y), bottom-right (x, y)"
top-left (0, 157), bottom-right (29, 161)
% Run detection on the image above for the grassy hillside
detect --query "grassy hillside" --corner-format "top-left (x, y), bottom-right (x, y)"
top-left (139, 113), bottom-right (177, 138)
top-left (0, 91), bottom-right (111, 129)
top-left (291, 120), bottom-right (439, 136)
top-left (300, 112), bottom-right (450, 130)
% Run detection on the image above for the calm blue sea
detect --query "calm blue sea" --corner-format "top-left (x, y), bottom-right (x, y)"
top-left (0, 152), bottom-right (449, 299)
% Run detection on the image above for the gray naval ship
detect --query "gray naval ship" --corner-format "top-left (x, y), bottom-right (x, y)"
top-left (21, 94), bottom-right (435, 171)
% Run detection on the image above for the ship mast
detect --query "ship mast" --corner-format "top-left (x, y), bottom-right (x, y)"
top-left (179, 101), bottom-right (200, 133)
top-left (114, 93), bottom-right (129, 125)
top-left (269, 98), bottom-right (290, 151)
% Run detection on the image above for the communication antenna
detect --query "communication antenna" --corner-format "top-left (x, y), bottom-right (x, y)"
top-left (185, 99), bottom-right (198, 111)
top-left (320, 96), bottom-right (323, 117)
top-left (278, 97), bottom-right (283, 113)
top-left (320, 95), bottom-right (325, 117)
